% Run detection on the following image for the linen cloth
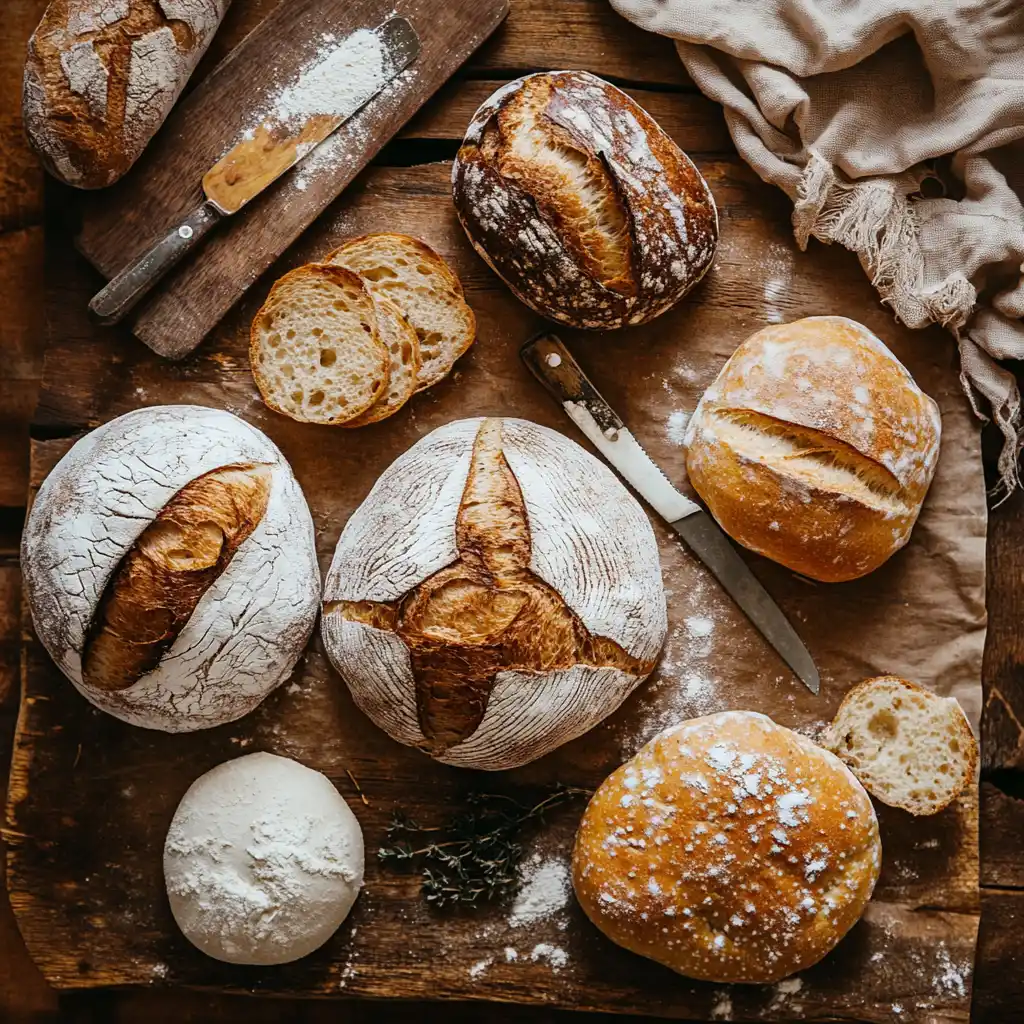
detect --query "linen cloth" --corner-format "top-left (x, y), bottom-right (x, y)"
top-left (612, 0), bottom-right (1024, 492)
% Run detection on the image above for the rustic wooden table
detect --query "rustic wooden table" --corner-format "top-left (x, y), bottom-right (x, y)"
top-left (1, 1), bottom-right (1021, 1021)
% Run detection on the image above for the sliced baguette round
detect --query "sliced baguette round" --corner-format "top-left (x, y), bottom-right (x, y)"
top-left (823, 676), bottom-right (978, 815)
top-left (250, 264), bottom-right (389, 425)
top-left (342, 294), bottom-right (420, 428)
top-left (326, 233), bottom-right (475, 390)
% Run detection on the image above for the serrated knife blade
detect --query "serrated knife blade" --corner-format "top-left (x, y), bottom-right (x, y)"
top-left (521, 332), bottom-right (819, 696)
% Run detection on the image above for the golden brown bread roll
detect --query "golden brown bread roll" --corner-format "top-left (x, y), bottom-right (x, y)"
top-left (684, 316), bottom-right (941, 582)
top-left (572, 711), bottom-right (881, 984)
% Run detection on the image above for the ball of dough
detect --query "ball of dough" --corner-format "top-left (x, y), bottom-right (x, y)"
top-left (322, 416), bottom-right (667, 770)
top-left (572, 711), bottom-right (881, 984)
top-left (164, 752), bottom-right (364, 965)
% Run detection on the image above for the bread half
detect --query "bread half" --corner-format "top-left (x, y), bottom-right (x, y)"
top-left (327, 233), bottom-right (475, 389)
top-left (823, 675), bottom-right (978, 815)
top-left (250, 264), bottom-right (389, 425)
top-left (342, 295), bottom-right (421, 428)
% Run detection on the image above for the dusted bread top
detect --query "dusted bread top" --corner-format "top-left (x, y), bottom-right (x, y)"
top-left (573, 711), bottom-right (881, 984)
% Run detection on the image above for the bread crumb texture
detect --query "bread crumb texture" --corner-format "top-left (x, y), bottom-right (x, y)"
top-left (824, 676), bottom-right (978, 815)
top-left (452, 71), bottom-right (718, 329)
top-left (21, 406), bottom-right (320, 731)
top-left (684, 316), bottom-right (941, 582)
top-left (322, 416), bottom-right (667, 769)
top-left (572, 711), bottom-right (881, 984)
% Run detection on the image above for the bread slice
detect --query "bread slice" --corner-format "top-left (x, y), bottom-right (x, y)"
top-left (823, 676), bottom-right (978, 815)
top-left (326, 233), bottom-right (476, 389)
top-left (250, 264), bottom-right (389, 425)
top-left (342, 294), bottom-right (420, 428)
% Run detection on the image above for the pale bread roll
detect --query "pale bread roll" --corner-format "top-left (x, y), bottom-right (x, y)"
top-left (684, 316), bottom-right (941, 582)
top-left (573, 711), bottom-right (881, 984)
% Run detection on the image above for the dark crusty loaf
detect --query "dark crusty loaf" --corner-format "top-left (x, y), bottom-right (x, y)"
top-left (23, 0), bottom-right (229, 189)
top-left (452, 71), bottom-right (718, 330)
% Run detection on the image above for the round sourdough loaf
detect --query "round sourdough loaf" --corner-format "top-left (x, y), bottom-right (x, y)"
top-left (452, 71), bottom-right (718, 329)
top-left (684, 316), bottom-right (942, 582)
top-left (572, 711), bottom-right (881, 984)
top-left (321, 417), bottom-right (667, 770)
top-left (21, 406), bottom-right (320, 731)
top-left (164, 753), bottom-right (364, 965)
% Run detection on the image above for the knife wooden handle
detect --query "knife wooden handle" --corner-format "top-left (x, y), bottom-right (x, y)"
top-left (520, 332), bottom-right (624, 435)
top-left (89, 201), bottom-right (222, 328)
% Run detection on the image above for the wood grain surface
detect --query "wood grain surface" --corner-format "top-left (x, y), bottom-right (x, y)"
top-left (2, 2), bottom-right (1024, 1024)
top-left (76, 0), bottom-right (509, 359)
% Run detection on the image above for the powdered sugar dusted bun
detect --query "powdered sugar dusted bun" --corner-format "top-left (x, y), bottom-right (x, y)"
top-left (452, 71), bottom-right (718, 330)
top-left (684, 317), bottom-right (941, 582)
top-left (322, 417), bottom-right (667, 770)
top-left (572, 711), bottom-right (881, 984)
top-left (21, 405), bottom-right (320, 731)
top-left (164, 753), bottom-right (364, 965)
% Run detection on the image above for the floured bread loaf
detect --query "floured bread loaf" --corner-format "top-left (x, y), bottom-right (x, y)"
top-left (684, 316), bottom-right (942, 582)
top-left (823, 676), bottom-right (978, 815)
top-left (452, 71), bottom-right (718, 329)
top-left (164, 752), bottom-right (364, 965)
top-left (321, 417), bottom-right (667, 770)
top-left (573, 711), bottom-right (881, 984)
top-left (21, 406), bottom-right (320, 731)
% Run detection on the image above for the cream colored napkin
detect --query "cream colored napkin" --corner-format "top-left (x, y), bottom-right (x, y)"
top-left (612, 0), bottom-right (1024, 492)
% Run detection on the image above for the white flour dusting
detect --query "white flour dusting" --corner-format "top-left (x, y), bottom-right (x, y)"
top-left (530, 943), bottom-right (569, 971)
top-left (508, 854), bottom-right (570, 928)
top-left (468, 957), bottom-right (492, 979)
top-left (666, 410), bottom-right (691, 445)
top-left (710, 991), bottom-right (733, 1020)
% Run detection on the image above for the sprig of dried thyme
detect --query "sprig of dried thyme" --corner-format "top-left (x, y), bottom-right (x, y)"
top-left (378, 784), bottom-right (590, 908)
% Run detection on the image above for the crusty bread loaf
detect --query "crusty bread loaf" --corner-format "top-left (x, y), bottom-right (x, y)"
top-left (326, 233), bottom-right (476, 390)
top-left (684, 316), bottom-right (941, 582)
top-left (452, 71), bottom-right (718, 329)
top-left (23, 0), bottom-right (228, 189)
top-left (321, 417), bottom-right (667, 770)
top-left (250, 264), bottom-right (390, 425)
top-left (341, 295), bottom-right (420, 428)
top-left (823, 676), bottom-right (978, 815)
top-left (573, 711), bottom-right (881, 984)
top-left (21, 406), bottom-right (320, 731)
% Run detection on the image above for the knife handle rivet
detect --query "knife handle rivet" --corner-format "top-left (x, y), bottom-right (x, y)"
top-left (545, 352), bottom-right (562, 368)
top-left (178, 224), bottom-right (194, 240)
top-left (603, 426), bottom-right (619, 441)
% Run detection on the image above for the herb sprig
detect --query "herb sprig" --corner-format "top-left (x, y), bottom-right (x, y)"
top-left (378, 785), bottom-right (589, 908)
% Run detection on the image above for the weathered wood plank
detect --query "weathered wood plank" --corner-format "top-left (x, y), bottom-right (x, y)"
top-left (973, 889), bottom-right (1024, 1024)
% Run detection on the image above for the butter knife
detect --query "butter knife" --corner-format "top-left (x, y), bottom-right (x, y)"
top-left (89, 17), bottom-right (420, 326)
top-left (521, 332), bottom-right (819, 695)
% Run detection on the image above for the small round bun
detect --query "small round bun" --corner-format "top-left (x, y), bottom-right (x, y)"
top-left (164, 753), bottom-right (364, 965)
top-left (452, 71), bottom-right (718, 329)
top-left (684, 317), bottom-right (941, 582)
top-left (572, 711), bottom-right (881, 984)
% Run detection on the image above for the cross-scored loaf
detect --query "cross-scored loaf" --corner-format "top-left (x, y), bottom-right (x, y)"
top-left (452, 71), bottom-right (718, 329)
top-left (573, 711), bottom-right (881, 984)
top-left (321, 417), bottom-right (667, 770)
top-left (22, 406), bottom-right (320, 731)
top-left (684, 316), bottom-right (942, 582)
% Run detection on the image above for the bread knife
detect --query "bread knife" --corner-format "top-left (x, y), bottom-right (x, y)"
top-left (521, 332), bottom-right (820, 696)
top-left (88, 17), bottom-right (420, 327)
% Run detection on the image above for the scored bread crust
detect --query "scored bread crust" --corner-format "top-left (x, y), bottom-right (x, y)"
top-left (326, 233), bottom-right (475, 391)
top-left (21, 406), bottom-right (320, 731)
top-left (572, 711), bottom-right (881, 984)
top-left (452, 71), bottom-right (719, 330)
top-left (823, 676), bottom-right (978, 815)
top-left (250, 264), bottom-right (390, 425)
top-left (684, 316), bottom-right (942, 582)
top-left (321, 416), bottom-right (667, 770)
top-left (23, 0), bottom-right (229, 189)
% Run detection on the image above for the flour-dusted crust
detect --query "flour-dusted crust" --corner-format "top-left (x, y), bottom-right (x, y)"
top-left (452, 71), bottom-right (718, 330)
top-left (322, 417), bottom-right (667, 770)
top-left (164, 752), bottom-right (364, 965)
top-left (573, 711), bottom-right (882, 984)
top-left (23, 0), bottom-right (229, 189)
top-left (21, 405), bottom-right (320, 731)
top-left (684, 316), bottom-right (942, 582)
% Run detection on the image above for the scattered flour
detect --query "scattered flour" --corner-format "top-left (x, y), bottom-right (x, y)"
top-left (530, 942), bottom-right (569, 971)
top-left (710, 991), bottom-right (733, 1020)
top-left (764, 276), bottom-right (788, 323)
top-left (508, 854), bottom-right (570, 928)
top-left (933, 943), bottom-right (968, 997)
top-left (468, 957), bottom-right (492, 979)
top-left (666, 409), bottom-right (691, 446)
top-left (685, 615), bottom-right (714, 639)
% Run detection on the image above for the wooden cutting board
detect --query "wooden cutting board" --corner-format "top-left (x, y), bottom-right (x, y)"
top-left (10, 153), bottom-right (983, 1021)
top-left (74, 0), bottom-right (509, 359)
